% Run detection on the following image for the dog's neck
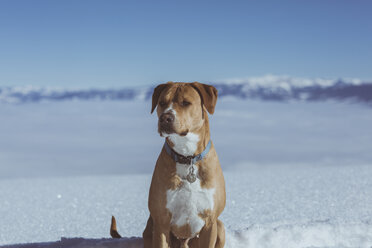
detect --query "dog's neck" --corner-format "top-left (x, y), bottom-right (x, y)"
top-left (165, 115), bottom-right (211, 157)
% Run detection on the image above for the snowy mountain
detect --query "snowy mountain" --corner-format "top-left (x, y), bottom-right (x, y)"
top-left (1, 75), bottom-right (372, 105)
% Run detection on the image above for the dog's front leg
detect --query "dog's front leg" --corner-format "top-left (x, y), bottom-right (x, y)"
top-left (152, 225), bottom-right (171, 248)
top-left (143, 216), bottom-right (153, 248)
top-left (197, 221), bottom-right (218, 248)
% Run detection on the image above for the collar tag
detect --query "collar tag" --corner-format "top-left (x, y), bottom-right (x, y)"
top-left (186, 165), bottom-right (197, 183)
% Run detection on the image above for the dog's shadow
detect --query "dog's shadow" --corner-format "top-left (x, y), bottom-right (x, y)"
top-left (1, 237), bottom-right (143, 248)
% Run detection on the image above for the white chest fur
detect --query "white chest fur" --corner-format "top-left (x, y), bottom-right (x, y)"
top-left (163, 132), bottom-right (200, 157)
top-left (166, 163), bottom-right (215, 237)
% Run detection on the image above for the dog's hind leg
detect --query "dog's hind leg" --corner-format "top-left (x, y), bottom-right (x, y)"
top-left (110, 216), bottom-right (122, 238)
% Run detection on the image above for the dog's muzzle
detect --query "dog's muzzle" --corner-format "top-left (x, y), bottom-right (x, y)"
top-left (159, 112), bottom-right (175, 134)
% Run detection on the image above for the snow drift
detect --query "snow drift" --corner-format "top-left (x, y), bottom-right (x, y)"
top-left (3, 222), bottom-right (372, 248)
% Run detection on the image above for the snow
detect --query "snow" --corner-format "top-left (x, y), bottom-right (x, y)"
top-left (1, 165), bottom-right (372, 247)
top-left (1, 97), bottom-right (372, 247)
top-left (2, 237), bottom-right (142, 248)
top-left (221, 75), bottom-right (338, 88)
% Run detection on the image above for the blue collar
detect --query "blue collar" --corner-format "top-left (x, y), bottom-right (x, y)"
top-left (164, 140), bottom-right (212, 164)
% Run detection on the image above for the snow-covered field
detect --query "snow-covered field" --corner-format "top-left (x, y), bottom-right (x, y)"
top-left (1, 95), bottom-right (372, 247)
top-left (1, 164), bottom-right (372, 248)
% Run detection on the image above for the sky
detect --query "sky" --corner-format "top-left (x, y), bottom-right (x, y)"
top-left (0, 0), bottom-right (371, 88)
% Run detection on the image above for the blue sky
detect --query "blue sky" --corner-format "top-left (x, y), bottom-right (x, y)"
top-left (0, 0), bottom-right (371, 87)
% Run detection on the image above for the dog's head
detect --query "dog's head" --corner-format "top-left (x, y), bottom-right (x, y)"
top-left (151, 82), bottom-right (218, 137)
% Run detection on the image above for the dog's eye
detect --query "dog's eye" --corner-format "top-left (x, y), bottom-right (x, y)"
top-left (181, 101), bottom-right (191, 107)
top-left (159, 101), bottom-right (166, 107)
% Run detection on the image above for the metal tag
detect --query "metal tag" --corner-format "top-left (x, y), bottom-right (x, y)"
top-left (186, 165), bottom-right (196, 183)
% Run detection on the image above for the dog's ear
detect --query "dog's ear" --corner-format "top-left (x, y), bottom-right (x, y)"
top-left (151, 82), bottom-right (171, 114)
top-left (191, 82), bottom-right (218, 114)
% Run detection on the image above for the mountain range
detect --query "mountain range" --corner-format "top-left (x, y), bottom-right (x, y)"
top-left (1, 76), bottom-right (371, 105)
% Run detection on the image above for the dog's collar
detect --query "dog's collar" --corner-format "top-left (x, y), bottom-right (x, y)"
top-left (164, 140), bottom-right (212, 164)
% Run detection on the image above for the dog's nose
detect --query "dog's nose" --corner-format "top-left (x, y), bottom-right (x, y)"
top-left (160, 113), bottom-right (175, 124)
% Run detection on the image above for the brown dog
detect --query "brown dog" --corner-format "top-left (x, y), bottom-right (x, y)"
top-left (111, 82), bottom-right (226, 248)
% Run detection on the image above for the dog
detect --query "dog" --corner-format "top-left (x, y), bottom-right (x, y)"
top-left (111, 82), bottom-right (226, 248)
